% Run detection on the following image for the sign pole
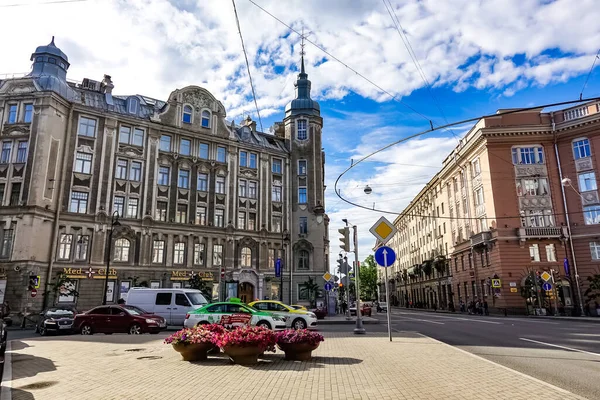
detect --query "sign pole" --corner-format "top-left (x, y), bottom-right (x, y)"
top-left (383, 249), bottom-right (392, 342)
top-left (550, 269), bottom-right (559, 316)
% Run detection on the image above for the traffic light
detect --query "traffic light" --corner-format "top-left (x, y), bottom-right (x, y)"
top-left (339, 283), bottom-right (343, 288)
top-left (28, 275), bottom-right (38, 290)
top-left (337, 258), bottom-right (344, 273)
top-left (338, 227), bottom-right (350, 252)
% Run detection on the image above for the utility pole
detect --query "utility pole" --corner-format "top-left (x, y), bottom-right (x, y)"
top-left (352, 224), bottom-right (365, 334)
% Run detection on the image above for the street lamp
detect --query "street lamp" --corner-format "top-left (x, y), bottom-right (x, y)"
top-left (280, 229), bottom-right (290, 302)
top-left (560, 177), bottom-right (585, 316)
top-left (103, 211), bottom-right (121, 305)
top-left (342, 218), bottom-right (366, 334)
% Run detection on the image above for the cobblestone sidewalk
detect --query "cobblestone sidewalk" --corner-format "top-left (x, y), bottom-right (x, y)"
top-left (2, 332), bottom-right (586, 400)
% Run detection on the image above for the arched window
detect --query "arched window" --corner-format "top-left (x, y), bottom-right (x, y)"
top-left (241, 247), bottom-right (252, 268)
top-left (201, 110), bottom-right (211, 128)
top-left (182, 105), bottom-right (193, 124)
top-left (298, 250), bottom-right (309, 270)
top-left (113, 238), bottom-right (130, 262)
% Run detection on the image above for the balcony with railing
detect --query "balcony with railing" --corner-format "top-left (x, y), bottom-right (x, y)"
top-left (517, 226), bottom-right (568, 242)
top-left (470, 230), bottom-right (491, 247)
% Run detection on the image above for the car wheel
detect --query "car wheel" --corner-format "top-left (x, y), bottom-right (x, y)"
top-left (129, 324), bottom-right (142, 335)
top-left (257, 321), bottom-right (271, 330)
top-left (292, 318), bottom-right (307, 330)
top-left (39, 325), bottom-right (47, 336)
top-left (80, 324), bottom-right (93, 335)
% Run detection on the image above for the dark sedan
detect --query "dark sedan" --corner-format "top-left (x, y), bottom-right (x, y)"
top-left (36, 307), bottom-right (77, 336)
top-left (74, 305), bottom-right (166, 335)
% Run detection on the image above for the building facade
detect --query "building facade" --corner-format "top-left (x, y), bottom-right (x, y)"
top-left (381, 102), bottom-right (600, 315)
top-left (0, 38), bottom-right (329, 313)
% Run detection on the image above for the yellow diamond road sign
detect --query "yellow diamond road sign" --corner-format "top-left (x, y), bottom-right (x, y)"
top-left (369, 216), bottom-right (397, 245)
top-left (540, 271), bottom-right (551, 282)
top-left (322, 272), bottom-right (332, 282)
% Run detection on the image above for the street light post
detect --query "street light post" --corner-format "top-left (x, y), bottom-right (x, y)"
top-left (560, 177), bottom-right (585, 316)
top-left (280, 230), bottom-right (290, 302)
top-left (343, 218), bottom-right (365, 334)
top-left (103, 211), bottom-right (120, 306)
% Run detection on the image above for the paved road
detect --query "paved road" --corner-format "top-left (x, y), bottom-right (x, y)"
top-left (364, 308), bottom-right (600, 400)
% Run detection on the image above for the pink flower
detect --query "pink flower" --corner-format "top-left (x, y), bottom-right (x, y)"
top-left (275, 329), bottom-right (324, 346)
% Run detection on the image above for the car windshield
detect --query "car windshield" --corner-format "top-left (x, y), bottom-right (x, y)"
top-left (242, 305), bottom-right (260, 313)
top-left (187, 292), bottom-right (208, 305)
top-left (122, 305), bottom-right (148, 316)
top-left (45, 308), bottom-right (75, 318)
top-left (291, 305), bottom-right (303, 310)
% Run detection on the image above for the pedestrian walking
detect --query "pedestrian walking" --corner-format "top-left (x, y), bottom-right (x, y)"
top-left (483, 300), bottom-right (489, 316)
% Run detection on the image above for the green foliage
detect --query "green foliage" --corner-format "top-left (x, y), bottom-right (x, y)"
top-left (128, 276), bottom-right (149, 288)
top-left (188, 274), bottom-right (212, 299)
top-left (584, 273), bottom-right (600, 303)
top-left (46, 273), bottom-right (79, 306)
top-left (422, 260), bottom-right (433, 277)
top-left (299, 277), bottom-right (321, 308)
top-left (433, 256), bottom-right (447, 275)
top-left (360, 255), bottom-right (378, 300)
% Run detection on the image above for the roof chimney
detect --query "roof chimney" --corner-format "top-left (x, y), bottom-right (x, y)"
top-left (244, 115), bottom-right (257, 132)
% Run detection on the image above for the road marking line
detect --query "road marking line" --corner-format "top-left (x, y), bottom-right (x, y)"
top-left (414, 332), bottom-right (588, 400)
top-left (392, 315), bottom-right (444, 325)
top-left (520, 337), bottom-right (600, 358)
top-left (394, 311), bottom-right (500, 324)
top-left (1, 340), bottom-right (13, 400)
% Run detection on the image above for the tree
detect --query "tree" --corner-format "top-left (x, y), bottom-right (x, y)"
top-left (188, 274), bottom-right (212, 300)
top-left (46, 272), bottom-right (79, 306)
top-left (584, 272), bottom-right (600, 305)
top-left (422, 260), bottom-right (433, 277)
top-left (299, 277), bottom-right (321, 308)
top-left (127, 276), bottom-right (149, 288)
top-left (359, 255), bottom-right (378, 300)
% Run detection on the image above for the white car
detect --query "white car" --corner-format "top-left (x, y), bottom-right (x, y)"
top-left (249, 300), bottom-right (318, 330)
top-left (183, 301), bottom-right (286, 330)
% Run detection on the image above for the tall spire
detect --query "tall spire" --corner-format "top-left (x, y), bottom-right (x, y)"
top-left (284, 27), bottom-right (320, 117)
top-left (300, 27), bottom-right (306, 77)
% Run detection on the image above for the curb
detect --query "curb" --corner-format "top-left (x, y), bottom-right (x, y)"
top-left (318, 318), bottom-right (380, 325)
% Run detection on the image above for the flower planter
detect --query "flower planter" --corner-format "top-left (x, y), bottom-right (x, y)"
top-left (208, 345), bottom-right (221, 355)
top-left (223, 344), bottom-right (263, 365)
top-left (172, 342), bottom-right (213, 361)
top-left (277, 342), bottom-right (320, 361)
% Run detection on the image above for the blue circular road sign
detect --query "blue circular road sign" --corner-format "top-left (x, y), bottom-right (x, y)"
top-left (374, 246), bottom-right (396, 268)
top-left (324, 282), bottom-right (333, 291)
top-left (542, 282), bottom-right (552, 291)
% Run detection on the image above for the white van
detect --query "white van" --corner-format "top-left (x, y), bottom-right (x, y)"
top-left (125, 288), bottom-right (208, 326)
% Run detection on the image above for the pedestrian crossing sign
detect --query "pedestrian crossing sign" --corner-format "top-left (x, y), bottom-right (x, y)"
top-left (491, 279), bottom-right (501, 288)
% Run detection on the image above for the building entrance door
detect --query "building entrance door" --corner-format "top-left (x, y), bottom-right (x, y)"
top-left (238, 282), bottom-right (254, 303)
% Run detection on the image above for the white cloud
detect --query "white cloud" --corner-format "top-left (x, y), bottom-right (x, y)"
top-left (1, 0), bottom-right (598, 117)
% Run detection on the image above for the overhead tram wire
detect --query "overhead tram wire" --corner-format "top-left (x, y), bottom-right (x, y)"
top-left (334, 96), bottom-right (600, 219)
top-left (246, 0), bottom-right (436, 127)
top-left (382, 0), bottom-right (452, 132)
top-left (580, 49), bottom-right (600, 99)
top-left (232, 0), bottom-right (264, 133)
top-left (0, 0), bottom-right (90, 7)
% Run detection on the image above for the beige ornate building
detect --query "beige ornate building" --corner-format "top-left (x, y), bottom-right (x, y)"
top-left (382, 103), bottom-right (600, 315)
top-left (0, 38), bottom-right (329, 312)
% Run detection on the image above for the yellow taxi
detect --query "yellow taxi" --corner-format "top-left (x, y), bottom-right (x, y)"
top-left (248, 300), bottom-right (317, 330)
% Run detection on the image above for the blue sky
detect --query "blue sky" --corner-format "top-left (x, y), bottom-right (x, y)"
top-left (1, 0), bottom-right (600, 267)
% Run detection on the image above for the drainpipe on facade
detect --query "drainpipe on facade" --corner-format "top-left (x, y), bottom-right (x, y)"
top-left (43, 104), bottom-right (74, 310)
top-left (287, 158), bottom-right (293, 304)
top-left (552, 112), bottom-right (584, 315)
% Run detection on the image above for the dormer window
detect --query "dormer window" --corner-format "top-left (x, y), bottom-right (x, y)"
top-left (201, 110), bottom-right (211, 128)
top-left (183, 105), bottom-right (193, 124)
top-left (127, 97), bottom-right (139, 114)
top-left (48, 58), bottom-right (56, 64)
top-left (297, 119), bottom-right (307, 140)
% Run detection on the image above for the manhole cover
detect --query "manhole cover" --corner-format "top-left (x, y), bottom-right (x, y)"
top-left (17, 381), bottom-right (58, 390)
top-left (137, 356), bottom-right (162, 360)
top-left (125, 348), bottom-right (146, 352)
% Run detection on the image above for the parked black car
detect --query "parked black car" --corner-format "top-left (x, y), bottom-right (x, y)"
top-left (35, 307), bottom-right (78, 336)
